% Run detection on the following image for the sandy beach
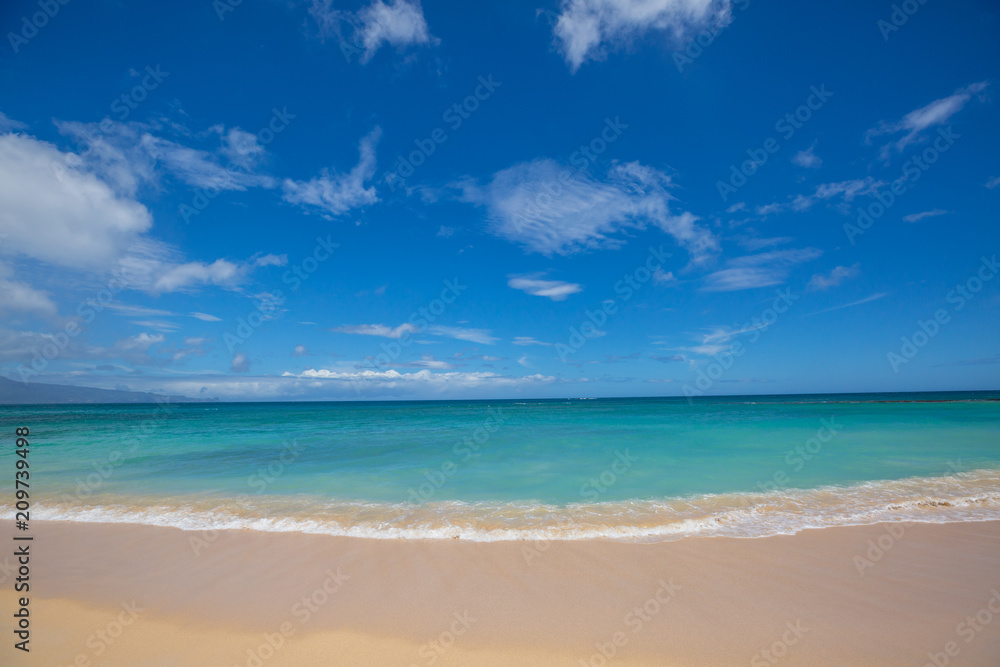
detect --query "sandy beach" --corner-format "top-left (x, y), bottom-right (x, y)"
top-left (2, 519), bottom-right (999, 666)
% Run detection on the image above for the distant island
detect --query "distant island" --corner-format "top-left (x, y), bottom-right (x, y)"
top-left (0, 376), bottom-right (212, 404)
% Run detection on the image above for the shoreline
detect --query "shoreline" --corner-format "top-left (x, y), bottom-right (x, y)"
top-left (4, 519), bottom-right (1000, 665)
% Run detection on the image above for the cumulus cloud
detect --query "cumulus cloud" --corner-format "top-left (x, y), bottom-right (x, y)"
top-left (0, 265), bottom-right (57, 317)
top-left (0, 132), bottom-right (153, 270)
top-left (462, 159), bottom-right (717, 261)
top-left (507, 274), bottom-right (583, 301)
top-left (282, 128), bottom-right (381, 217)
top-left (552, 0), bottom-right (733, 72)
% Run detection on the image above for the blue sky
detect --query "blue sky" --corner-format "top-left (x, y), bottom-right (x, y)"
top-left (0, 0), bottom-right (998, 401)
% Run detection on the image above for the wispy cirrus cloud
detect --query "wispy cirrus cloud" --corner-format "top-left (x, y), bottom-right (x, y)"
top-left (426, 325), bottom-right (498, 345)
top-left (552, 0), bottom-right (733, 72)
top-left (459, 159), bottom-right (718, 261)
top-left (309, 0), bottom-right (437, 64)
top-left (865, 81), bottom-right (989, 161)
top-left (701, 248), bottom-right (822, 292)
top-left (807, 263), bottom-right (859, 291)
top-left (507, 274), bottom-right (583, 301)
top-left (756, 178), bottom-right (881, 217)
top-left (791, 142), bottom-right (821, 168)
top-left (903, 209), bottom-right (948, 223)
top-left (804, 292), bottom-right (888, 316)
top-left (332, 323), bottom-right (418, 338)
top-left (282, 127), bottom-right (381, 217)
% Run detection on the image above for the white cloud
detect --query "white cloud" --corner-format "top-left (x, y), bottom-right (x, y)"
top-left (131, 320), bottom-right (180, 332)
top-left (805, 292), bottom-right (888, 317)
top-left (701, 248), bottom-right (822, 292)
top-left (398, 354), bottom-right (459, 370)
top-left (807, 263), bottom-right (859, 291)
top-left (757, 178), bottom-right (881, 216)
top-left (282, 128), bottom-right (381, 217)
top-left (652, 267), bottom-right (676, 285)
top-left (507, 274), bottom-right (583, 301)
top-left (219, 127), bottom-right (266, 171)
top-left (332, 323), bottom-right (418, 338)
top-left (426, 325), bottom-right (498, 345)
top-left (293, 344), bottom-right (308, 356)
top-left (148, 254), bottom-right (286, 294)
top-left (987, 176), bottom-right (1000, 189)
top-left (0, 112), bottom-right (27, 132)
top-left (903, 209), bottom-right (948, 223)
top-left (866, 81), bottom-right (989, 160)
top-left (466, 159), bottom-right (718, 261)
top-left (287, 368), bottom-right (555, 390)
top-left (517, 355), bottom-right (531, 367)
top-left (0, 265), bottom-right (57, 316)
top-left (512, 336), bottom-right (552, 346)
top-left (231, 353), bottom-right (250, 373)
top-left (57, 120), bottom-right (275, 195)
top-left (191, 312), bottom-right (222, 322)
top-left (310, 0), bottom-right (437, 64)
top-left (791, 142), bottom-right (821, 168)
top-left (0, 132), bottom-right (153, 270)
top-left (553, 0), bottom-right (732, 72)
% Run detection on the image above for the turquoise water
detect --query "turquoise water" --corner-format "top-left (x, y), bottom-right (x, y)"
top-left (2, 392), bottom-right (999, 540)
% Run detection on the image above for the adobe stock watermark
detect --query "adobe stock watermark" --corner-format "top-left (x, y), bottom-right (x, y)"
top-left (350, 278), bottom-right (467, 391)
top-left (7, 0), bottom-right (71, 54)
top-left (382, 75), bottom-right (501, 193)
top-left (579, 579), bottom-right (681, 667)
top-left (54, 600), bottom-right (145, 667)
top-left (510, 117), bottom-right (628, 227)
top-left (522, 449), bottom-right (637, 565)
top-left (248, 440), bottom-right (303, 493)
top-left (406, 408), bottom-right (507, 504)
top-left (886, 254), bottom-right (997, 372)
top-left (232, 567), bottom-right (350, 667)
top-left (682, 289), bottom-right (798, 400)
top-left (673, 0), bottom-right (751, 72)
top-left (844, 126), bottom-right (958, 244)
top-left (408, 611), bottom-right (476, 667)
top-left (922, 589), bottom-right (1000, 667)
top-left (750, 620), bottom-right (808, 666)
top-left (59, 399), bottom-right (176, 503)
top-left (878, 0), bottom-right (931, 41)
top-left (754, 418), bottom-right (842, 492)
top-left (15, 266), bottom-right (137, 382)
top-left (717, 85), bottom-right (833, 202)
top-left (224, 235), bottom-right (338, 354)
top-left (852, 523), bottom-right (907, 576)
top-left (180, 106), bottom-right (295, 224)
top-left (556, 245), bottom-right (671, 362)
top-left (579, 450), bottom-right (637, 500)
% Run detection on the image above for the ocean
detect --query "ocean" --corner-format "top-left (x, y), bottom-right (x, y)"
top-left (5, 392), bottom-right (1000, 541)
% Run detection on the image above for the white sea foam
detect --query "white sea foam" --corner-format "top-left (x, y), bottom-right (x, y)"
top-left (30, 468), bottom-right (1000, 542)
